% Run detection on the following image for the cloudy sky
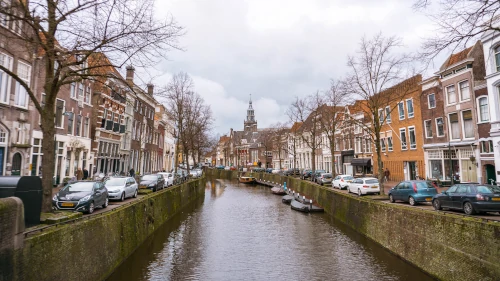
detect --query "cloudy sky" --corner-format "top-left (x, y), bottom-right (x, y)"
top-left (147, 0), bottom-right (437, 135)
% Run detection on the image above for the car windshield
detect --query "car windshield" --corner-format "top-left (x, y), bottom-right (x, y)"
top-left (323, 174), bottom-right (332, 178)
top-left (64, 182), bottom-right (95, 192)
top-left (141, 175), bottom-right (157, 181)
top-left (365, 179), bottom-right (379, 184)
top-left (416, 182), bottom-right (434, 189)
top-left (343, 176), bottom-right (354, 180)
top-left (105, 178), bottom-right (127, 186)
top-left (477, 185), bottom-right (500, 194)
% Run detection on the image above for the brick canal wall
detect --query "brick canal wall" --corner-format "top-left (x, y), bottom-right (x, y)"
top-left (0, 197), bottom-right (24, 281)
top-left (8, 178), bottom-right (205, 281)
top-left (208, 170), bottom-right (500, 281)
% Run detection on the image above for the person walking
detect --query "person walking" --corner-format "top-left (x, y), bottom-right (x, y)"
top-left (129, 167), bottom-right (135, 177)
top-left (384, 168), bottom-right (390, 182)
top-left (83, 168), bottom-right (89, 180)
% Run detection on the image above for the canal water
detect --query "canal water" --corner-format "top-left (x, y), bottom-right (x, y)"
top-left (107, 179), bottom-right (433, 281)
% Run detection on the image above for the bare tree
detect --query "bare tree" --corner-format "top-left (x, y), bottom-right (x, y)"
top-left (344, 33), bottom-right (417, 194)
top-left (414, 0), bottom-right (500, 63)
top-left (269, 122), bottom-right (290, 170)
top-left (0, 0), bottom-right (183, 212)
top-left (257, 128), bottom-right (274, 168)
top-left (287, 91), bottom-right (324, 176)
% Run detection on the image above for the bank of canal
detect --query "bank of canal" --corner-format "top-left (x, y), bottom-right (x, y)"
top-left (107, 179), bottom-right (433, 281)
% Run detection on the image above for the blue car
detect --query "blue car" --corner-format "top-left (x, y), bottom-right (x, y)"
top-left (388, 180), bottom-right (438, 206)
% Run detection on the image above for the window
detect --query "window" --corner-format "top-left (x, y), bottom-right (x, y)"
top-left (398, 102), bottom-right (405, 120)
top-left (400, 128), bottom-right (407, 150)
top-left (67, 112), bottom-right (74, 134)
top-left (408, 127), bottom-right (416, 149)
top-left (14, 62), bottom-right (31, 107)
top-left (424, 120), bottom-right (433, 138)
top-left (428, 93), bottom-right (436, 109)
top-left (478, 97), bottom-right (489, 122)
top-left (387, 137), bottom-right (393, 151)
top-left (84, 117), bottom-right (89, 137)
top-left (0, 1), bottom-right (8, 27)
top-left (436, 118), bottom-right (445, 137)
top-left (55, 99), bottom-right (64, 128)
top-left (78, 83), bottom-right (84, 99)
top-left (446, 85), bottom-right (456, 104)
top-left (85, 86), bottom-right (91, 103)
top-left (0, 52), bottom-right (13, 104)
top-left (496, 45), bottom-right (500, 72)
top-left (385, 107), bottom-right (391, 123)
top-left (481, 140), bottom-right (494, 153)
top-left (381, 138), bottom-right (386, 152)
top-left (449, 113), bottom-right (460, 139)
top-left (406, 99), bottom-right (414, 118)
top-left (459, 80), bottom-right (470, 101)
top-left (70, 83), bottom-right (76, 99)
top-left (378, 109), bottom-right (384, 124)
top-left (355, 137), bottom-right (362, 153)
top-left (75, 114), bottom-right (82, 136)
top-left (462, 110), bottom-right (474, 138)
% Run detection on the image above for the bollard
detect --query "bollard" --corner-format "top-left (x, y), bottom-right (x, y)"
top-left (303, 195), bottom-right (305, 203)
top-left (309, 199), bottom-right (313, 210)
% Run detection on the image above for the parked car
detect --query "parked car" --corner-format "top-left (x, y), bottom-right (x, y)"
top-left (311, 170), bottom-right (326, 182)
top-left (105, 177), bottom-right (138, 201)
top-left (432, 184), bottom-right (500, 215)
top-left (347, 177), bottom-right (380, 196)
top-left (300, 169), bottom-right (312, 180)
top-left (266, 168), bottom-right (273, 173)
top-left (194, 169), bottom-right (203, 177)
top-left (388, 180), bottom-right (437, 206)
top-left (224, 166), bottom-right (231, 170)
top-left (271, 169), bottom-right (281, 174)
top-left (216, 165), bottom-right (225, 170)
top-left (52, 181), bottom-right (108, 214)
top-left (139, 174), bottom-right (165, 192)
top-left (316, 173), bottom-right (333, 186)
top-left (189, 170), bottom-right (199, 178)
top-left (332, 175), bottom-right (354, 190)
top-left (253, 168), bottom-right (265, 173)
top-left (158, 172), bottom-right (174, 187)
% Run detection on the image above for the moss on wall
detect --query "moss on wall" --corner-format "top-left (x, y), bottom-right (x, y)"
top-left (205, 170), bottom-right (500, 281)
top-left (12, 178), bottom-right (206, 281)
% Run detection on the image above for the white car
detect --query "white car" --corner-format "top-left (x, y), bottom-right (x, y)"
top-left (332, 175), bottom-right (354, 190)
top-left (193, 169), bottom-right (203, 177)
top-left (105, 177), bottom-right (138, 201)
top-left (158, 172), bottom-right (174, 187)
top-left (347, 177), bottom-right (380, 196)
top-left (189, 170), bottom-right (199, 178)
top-left (271, 169), bottom-right (281, 174)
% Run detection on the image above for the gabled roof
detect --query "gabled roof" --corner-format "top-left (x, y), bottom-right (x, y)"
top-left (439, 41), bottom-right (482, 71)
top-left (290, 122), bottom-right (302, 132)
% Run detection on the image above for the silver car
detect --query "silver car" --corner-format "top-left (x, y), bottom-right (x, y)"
top-left (158, 172), bottom-right (174, 187)
top-left (105, 177), bottom-right (138, 201)
top-left (316, 173), bottom-right (333, 186)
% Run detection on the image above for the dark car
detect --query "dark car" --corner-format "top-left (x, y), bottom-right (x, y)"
top-left (388, 180), bottom-right (438, 206)
top-left (301, 169), bottom-right (312, 180)
top-left (284, 168), bottom-right (300, 176)
top-left (432, 184), bottom-right (500, 215)
top-left (265, 168), bottom-right (273, 173)
top-left (52, 181), bottom-right (108, 214)
top-left (216, 165), bottom-right (225, 170)
top-left (139, 174), bottom-right (165, 192)
top-left (311, 170), bottom-right (327, 182)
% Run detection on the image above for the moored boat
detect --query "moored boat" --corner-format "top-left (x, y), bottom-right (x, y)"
top-left (282, 195), bottom-right (293, 204)
top-left (239, 176), bottom-right (256, 184)
top-left (271, 186), bottom-right (286, 195)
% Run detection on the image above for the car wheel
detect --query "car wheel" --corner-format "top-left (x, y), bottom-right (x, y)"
top-left (133, 189), bottom-right (138, 198)
top-left (87, 202), bottom-right (95, 214)
top-left (321, 182), bottom-right (324, 186)
top-left (409, 196), bottom-right (416, 206)
top-left (389, 194), bottom-right (395, 203)
top-left (463, 202), bottom-right (476, 215)
top-left (433, 199), bottom-right (442, 210)
top-left (358, 189), bottom-right (362, 196)
top-left (120, 192), bottom-right (125, 202)
top-left (102, 197), bottom-right (109, 208)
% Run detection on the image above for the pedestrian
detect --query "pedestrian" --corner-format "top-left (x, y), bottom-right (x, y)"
top-left (384, 168), bottom-right (390, 182)
top-left (129, 167), bottom-right (135, 177)
top-left (76, 168), bottom-right (83, 181)
top-left (83, 168), bottom-right (89, 180)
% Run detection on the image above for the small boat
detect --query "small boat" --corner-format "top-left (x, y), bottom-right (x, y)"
top-left (239, 176), bottom-right (256, 184)
top-left (290, 198), bottom-right (324, 213)
top-left (271, 186), bottom-right (286, 195)
top-left (282, 195), bottom-right (294, 204)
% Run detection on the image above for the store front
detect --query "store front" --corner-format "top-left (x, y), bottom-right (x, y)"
top-left (426, 148), bottom-right (477, 183)
top-left (351, 158), bottom-right (372, 176)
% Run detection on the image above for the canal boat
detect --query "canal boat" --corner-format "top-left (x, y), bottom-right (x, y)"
top-left (271, 186), bottom-right (286, 195)
top-left (239, 176), bottom-right (256, 184)
top-left (290, 199), bottom-right (324, 213)
top-left (282, 194), bottom-right (293, 204)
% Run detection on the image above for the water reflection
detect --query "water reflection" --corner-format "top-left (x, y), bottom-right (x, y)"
top-left (107, 180), bottom-right (433, 281)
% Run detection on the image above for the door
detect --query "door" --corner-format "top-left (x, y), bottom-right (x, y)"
top-left (12, 152), bottom-right (21, 176)
top-left (0, 147), bottom-right (4, 176)
top-left (409, 162), bottom-right (416, 180)
top-left (440, 185), bottom-right (457, 208)
top-left (399, 182), bottom-right (412, 201)
top-left (485, 164), bottom-right (495, 185)
top-left (453, 185), bottom-right (468, 209)
top-left (345, 164), bottom-right (353, 176)
top-left (392, 182), bottom-right (403, 200)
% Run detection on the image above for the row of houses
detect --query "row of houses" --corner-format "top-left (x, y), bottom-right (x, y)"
top-left (216, 38), bottom-right (500, 185)
top-left (0, 18), bottom-right (176, 183)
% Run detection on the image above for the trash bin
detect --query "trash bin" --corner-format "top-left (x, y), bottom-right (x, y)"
top-left (0, 176), bottom-right (43, 226)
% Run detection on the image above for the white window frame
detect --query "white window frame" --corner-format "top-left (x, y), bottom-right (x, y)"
top-left (495, 45), bottom-right (500, 72)
top-left (0, 52), bottom-right (13, 105)
top-left (424, 119), bottom-right (433, 138)
top-left (398, 102), bottom-right (405, 120)
top-left (55, 98), bottom-right (65, 129)
top-left (400, 128), bottom-right (407, 150)
top-left (14, 61), bottom-right (31, 109)
top-left (446, 84), bottom-right (456, 105)
top-left (85, 85), bottom-right (91, 104)
top-left (458, 79), bottom-right (470, 102)
top-left (378, 108), bottom-right (384, 125)
top-left (477, 96), bottom-right (490, 123)
top-left (435, 117), bottom-right (445, 137)
top-left (408, 126), bottom-right (417, 150)
top-left (406, 98), bottom-right (414, 118)
top-left (461, 110), bottom-right (474, 139)
top-left (427, 93), bottom-right (436, 109)
top-left (70, 83), bottom-right (76, 99)
top-left (385, 106), bottom-right (391, 123)
top-left (387, 136), bottom-right (393, 152)
top-left (380, 138), bottom-right (386, 152)
top-left (448, 112), bottom-right (460, 140)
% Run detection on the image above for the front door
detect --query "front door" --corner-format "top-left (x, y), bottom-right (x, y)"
top-left (0, 147), bottom-right (4, 176)
top-left (344, 164), bottom-right (353, 176)
top-left (486, 164), bottom-right (496, 185)
top-left (409, 162), bottom-right (416, 180)
top-left (12, 152), bottom-right (21, 176)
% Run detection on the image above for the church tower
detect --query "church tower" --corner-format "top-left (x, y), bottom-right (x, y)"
top-left (244, 95), bottom-right (257, 132)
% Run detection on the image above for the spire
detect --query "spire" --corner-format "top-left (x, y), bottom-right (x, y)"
top-left (248, 94), bottom-right (253, 110)
top-left (246, 94), bottom-right (255, 122)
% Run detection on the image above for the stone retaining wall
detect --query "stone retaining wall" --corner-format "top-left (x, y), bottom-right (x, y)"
top-left (8, 178), bottom-right (205, 281)
top-left (207, 169), bottom-right (500, 281)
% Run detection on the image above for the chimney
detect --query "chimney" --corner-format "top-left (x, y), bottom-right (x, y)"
top-left (126, 65), bottom-right (135, 83)
top-left (147, 84), bottom-right (154, 96)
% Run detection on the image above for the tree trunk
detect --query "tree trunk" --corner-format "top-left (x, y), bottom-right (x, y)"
top-left (330, 140), bottom-right (336, 177)
top-left (174, 137), bottom-right (179, 174)
top-left (40, 110), bottom-right (56, 213)
top-left (375, 129), bottom-right (385, 195)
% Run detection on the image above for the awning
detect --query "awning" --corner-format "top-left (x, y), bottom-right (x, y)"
top-left (351, 158), bottom-right (371, 166)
